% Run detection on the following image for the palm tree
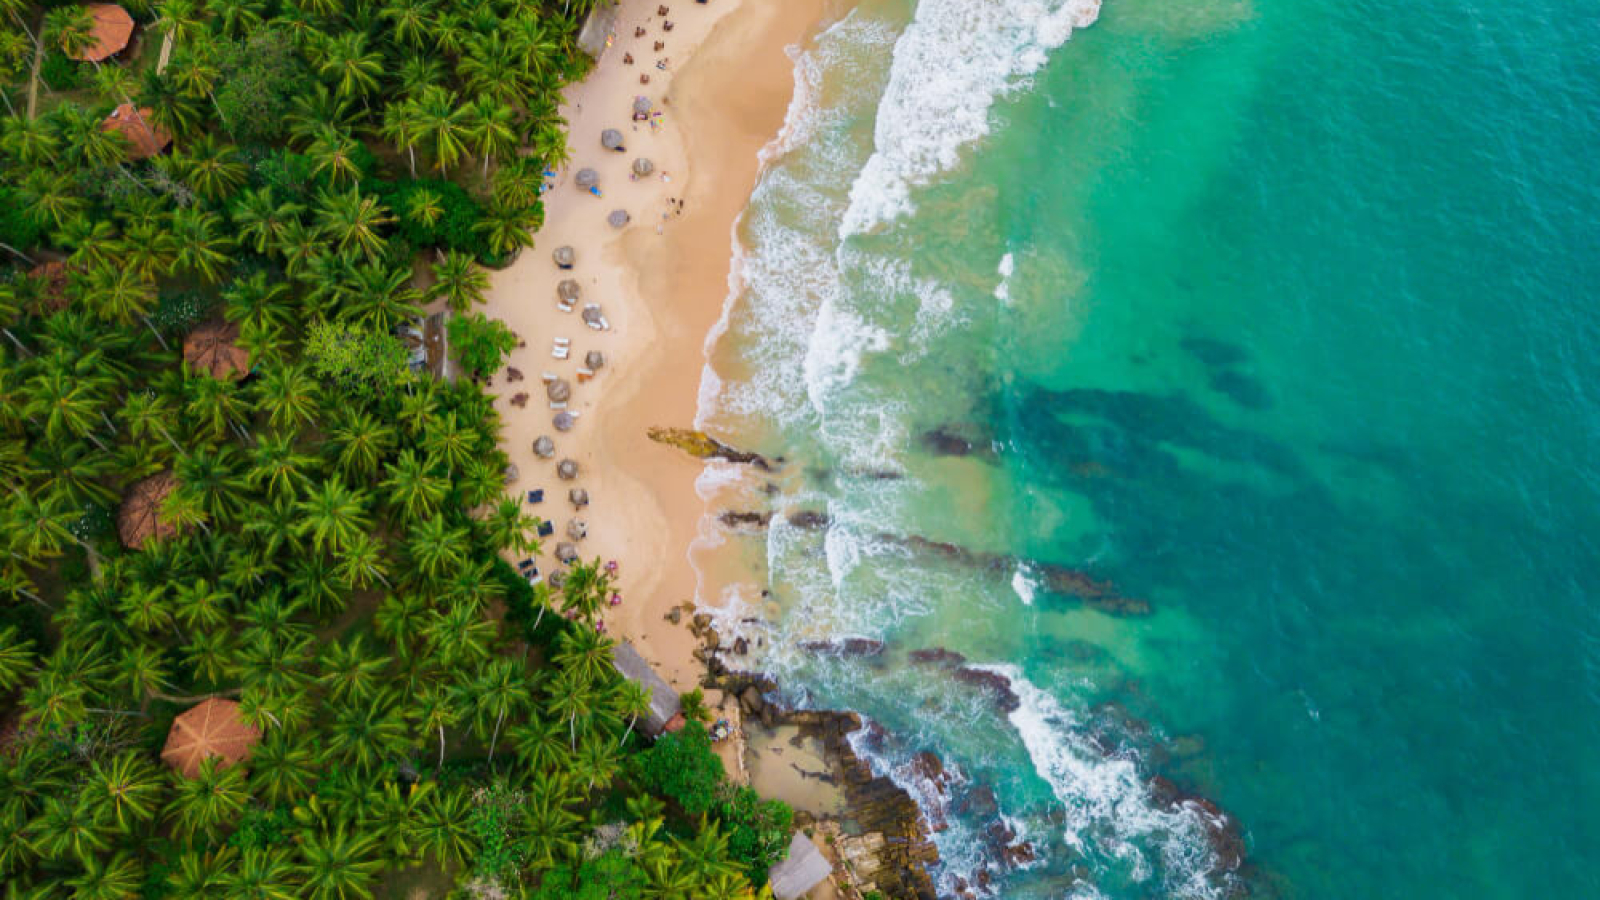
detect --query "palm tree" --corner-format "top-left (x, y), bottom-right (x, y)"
top-left (315, 187), bottom-right (392, 262)
top-left (429, 250), bottom-right (488, 312)
top-left (85, 751), bottom-right (164, 831)
top-left (294, 478), bottom-right (372, 555)
top-left (419, 411), bottom-right (476, 473)
top-left (209, 0), bottom-right (267, 39)
top-left (558, 559), bottom-right (611, 624)
top-left (17, 171), bottom-right (87, 232)
top-left (165, 757), bottom-right (250, 840)
top-left (247, 432), bottom-right (317, 500)
top-left (412, 681), bottom-right (460, 769)
top-left (413, 783), bottom-right (474, 868)
top-left (404, 516), bottom-right (469, 582)
top-left (43, 6), bottom-right (95, 59)
top-left (422, 601), bottom-right (494, 670)
top-left (335, 531), bottom-right (390, 590)
top-left (296, 825), bottom-right (382, 900)
top-left (169, 134), bottom-right (248, 203)
top-left (379, 0), bottom-right (435, 49)
top-left (222, 848), bottom-right (299, 900)
top-left (465, 95), bottom-right (518, 179)
top-left (118, 219), bottom-right (181, 281)
top-left (343, 262), bottom-right (421, 332)
top-left (327, 410), bottom-right (396, 478)
top-left (2, 115), bottom-right (60, 166)
top-left (407, 86), bottom-right (469, 172)
top-left (25, 794), bottom-right (111, 865)
top-left (169, 206), bottom-right (236, 284)
top-left (380, 449), bottom-right (448, 523)
top-left (252, 364), bottom-right (321, 433)
top-left (0, 624), bottom-right (35, 692)
top-left (373, 591), bottom-right (428, 654)
top-left (314, 32), bottom-right (384, 101)
top-left (475, 199), bottom-right (541, 259)
top-left (323, 689), bottom-right (411, 772)
top-left (478, 496), bottom-right (539, 555)
top-left (232, 188), bottom-right (307, 255)
top-left (521, 778), bottom-right (582, 868)
top-left (247, 732), bottom-right (317, 804)
top-left (472, 657), bottom-right (527, 764)
top-left (610, 679), bottom-right (653, 748)
top-left (175, 445), bottom-right (250, 524)
top-left (68, 851), bottom-right (145, 900)
top-left (554, 624), bottom-right (616, 687)
top-left (306, 125), bottom-right (364, 188)
top-left (318, 635), bottom-right (391, 705)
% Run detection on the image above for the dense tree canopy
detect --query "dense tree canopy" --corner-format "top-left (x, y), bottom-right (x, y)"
top-left (0, 0), bottom-right (790, 896)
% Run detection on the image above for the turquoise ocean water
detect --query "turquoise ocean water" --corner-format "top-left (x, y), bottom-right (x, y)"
top-left (696, 0), bottom-right (1600, 896)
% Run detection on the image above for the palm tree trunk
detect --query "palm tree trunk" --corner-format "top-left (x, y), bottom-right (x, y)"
top-left (2, 328), bottom-right (30, 357)
top-left (437, 724), bottom-right (446, 769)
top-left (142, 315), bottom-right (171, 351)
top-left (618, 714), bottom-right (636, 748)
top-left (0, 241), bottom-right (31, 264)
top-left (488, 707), bottom-right (506, 763)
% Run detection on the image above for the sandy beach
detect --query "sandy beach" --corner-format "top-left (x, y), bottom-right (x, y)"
top-left (484, 0), bottom-right (840, 776)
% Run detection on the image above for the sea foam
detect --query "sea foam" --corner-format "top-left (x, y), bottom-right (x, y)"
top-left (840, 0), bottom-right (1102, 237)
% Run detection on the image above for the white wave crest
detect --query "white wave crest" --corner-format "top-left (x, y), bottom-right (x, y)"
top-left (840, 0), bottom-right (1101, 237)
top-left (995, 251), bottom-right (1017, 303)
top-left (981, 664), bottom-right (1226, 899)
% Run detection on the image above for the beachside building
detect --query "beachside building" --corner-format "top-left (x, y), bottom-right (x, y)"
top-left (609, 641), bottom-right (684, 736)
top-left (74, 4), bottom-right (135, 63)
top-left (768, 832), bottom-right (833, 900)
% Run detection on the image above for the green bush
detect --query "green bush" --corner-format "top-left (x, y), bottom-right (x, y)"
top-left (531, 852), bottom-right (646, 900)
top-left (215, 28), bottom-right (314, 145)
top-left (39, 52), bottom-right (83, 91)
top-left (446, 311), bottom-right (516, 379)
top-left (304, 319), bottom-right (415, 400)
top-left (151, 289), bottom-right (216, 335)
top-left (719, 786), bottom-right (795, 884)
top-left (375, 178), bottom-right (489, 256)
top-left (633, 720), bottom-right (725, 817)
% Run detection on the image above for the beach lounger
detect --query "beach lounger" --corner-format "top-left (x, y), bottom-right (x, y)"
top-left (525, 569), bottom-right (540, 583)
top-left (542, 371), bottom-right (558, 382)
top-left (552, 345), bottom-right (569, 360)
top-left (526, 489), bottom-right (544, 504)
top-left (550, 401), bottom-right (568, 410)
top-left (538, 521), bottom-right (555, 537)
top-left (516, 558), bottom-right (534, 571)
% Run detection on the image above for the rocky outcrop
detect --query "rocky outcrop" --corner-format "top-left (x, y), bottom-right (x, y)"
top-left (800, 638), bottom-right (886, 658)
top-left (784, 510), bottom-right (830, 529)
top-left (908, 647), bottom-right (967, 667)
top-left (719, 510), bottom-right (772, 528)
top-left (647, 427), bottom-right (774, 470)
top-left (952, 667), bottom-right (1021, 713)
top-left (884, 534), bottom-right (1152, 617)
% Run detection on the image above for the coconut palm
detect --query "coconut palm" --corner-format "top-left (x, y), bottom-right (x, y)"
top-left (315, 187), bottom-right (392, 262)
top-left (322, 688), bottom-right (411, 772)
top-left (479, 496), bottom-right (539, 555)
top-left (0, 624), bottom-right (35, 692)
top-left (412, 783), bottom-right (474, 868)
top-left (419, 411), bottom-right (476, 473)
top-left (2, 115), bottom-right (60, 166)
top-left (296, 825), bottom-right (382, 900)
top-left (465, 95), bottom-right (517, 179)
top-left (343, 262), bottom-right (421, 332)
top-left (169, 134), bottom-right (248, 203)
top-left (169, 206), bottom-right (236, 284)
top-left (222, 848), bottom-right (299, 900)
top-left (475, 199), bottom-right (541, 259)
top-left (379, 0), bottom-right (435, 49)
top-left (373, 591), bottom-right (429, 654)
top-left (472, 657), bottom-right (527, 763)
top-left (404, 516), bottom-right (470, 582)
top-left (554, 624), bottom-right (615, 687)
top-left (294, 478), bottom-right (372, 555)
top-left (379, 449), bottom-right (447, 524)
top-left (407, 86), bottom-right (470, 172)
top-left (17, 171), bottom-right (87, 232)
top-left (318, 635), bottom-right (391, 705)
top-left (25, 794), bottom-right (111, 865)
top-left (306, 125), bottom-right (364, 188)
top-left (422, 600), bottom-right (494, 670)
top-left (327, 410), bottom-right (396, 479)
top-left (428, 250), bottom-right (488, 312)
top-left (521, 778), bottom-right (581, 868)
top-left (67, 851), bottom-right (145, 900)
top-left (247, 432), bottom-right (317, 500)
top-left (252, 364), bottom-right (321, 432)
top-left (248, 732), bottom-right (317, 804)
top-left (314, 32), bottom-right (384, 101)
top-left (610, 678), bottom-right (653, 748)
top-left (165, 757), bottom-right (249, 840)
top-left (232, 188), bottom-right (307, 255)
top-left (43, 6), bottom-right (95, 59)
top-left (85, 752), bottom-right (165, 830)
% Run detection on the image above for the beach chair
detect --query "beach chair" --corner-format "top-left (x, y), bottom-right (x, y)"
top-left (538, 521), bottom-right (555, 538)
top-left (516, 558), bottom-right (535, 571)
top-left (552, 338), bottom-right (570, 360)
top-left (525, 568), bottom-right (540, 583)
top-left (526, 489), bottom-right (544, 504)
top-left (550, 401), bottom-right (568, 410)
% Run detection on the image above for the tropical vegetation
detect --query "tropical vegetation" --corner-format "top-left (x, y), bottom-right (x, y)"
top-left (0, 0), bottom-right (792, 896)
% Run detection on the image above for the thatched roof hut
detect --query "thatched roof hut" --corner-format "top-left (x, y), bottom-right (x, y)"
top-left (160, 697), bottom-right (261, 779)
top-left (546, 379), bottom-right (571, 402)
top-left (183, 320), bottom-right (250, 380)
top-left (632, 157), bottom-right (654, 177)
top-left (76, 4), bottom-right (134, 62)
top-left (769, 832), bottom-right (834, 900)
top-left (557, 279), bottom-right (581, 302)
top-left (581, 305), bottom-right (605, 327)
top-left (610, 642), bottom-right (683, 735)
top-left (575, 168), bottom-right (600, 189)
top-left (633, 96), bottom-right (652, 116)
top-left (608, 209), bottom-right (630, 228)
top-left (118, 472), bottom-right (179, 549)
top-left (584, 350), bottom-right (605, 370)
top-left (569, 488), bottom-right (589, 508)
top-left (102, 103), bottom-right (171, 160)
top-left (553, 411), bottom-right (575, 432)
top-left (553, 246), bottom-right (576, 269)
top-left (557, 459), bottom-right (579, 480)
top-left (601, 128), bottom-right (625, 151)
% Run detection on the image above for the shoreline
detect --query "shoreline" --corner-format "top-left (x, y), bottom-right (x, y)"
top-left (483, 0), bottom-right (841, 776)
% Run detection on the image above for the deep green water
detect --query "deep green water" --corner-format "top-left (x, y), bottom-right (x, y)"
top-left (701, 0), bottom-right (1600, 896)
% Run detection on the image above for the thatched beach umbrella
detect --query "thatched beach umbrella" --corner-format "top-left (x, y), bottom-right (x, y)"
top-left (101, 104), bottom-right (171, 160)
top-left (184, 321), bottom-right (250, 380)
top-left (553, 411), bottom-right (576, 432)
top-left (581, 305), bottom-right (604, 328)
top-left (633, 96), bottom-right (652, 116)
top-left (547, 379), bottom-right (571, 402)
top-left (160, 697), bottom-right (261, 779)
top-left (118, 472), bottom-right (179, 549)
top-left (553, 246), bottom-right (576, 269)
top-left (555, 542), bottom-right (580, 563)
top-left (76, 4), bottom-right (134, 62)
top-left (567, 519), bottom-right (587, 540)
top-left (503, 464), bottom-right (520, 484)
top-left (601, 129), bottom-right (625, 151)
top-left (632, 157), bottom-right (654, 177)
top-left (533, 436), bottom-right (556, 458)
top-left (558, 279), bottom-right (581, 303)
top-left (575, 168), bottom-right (599, 189)
top-left (557, 459), bottom-right (579, 480)
top-left (608, 209), bottom-right (631, 229)
top-left (570, 488), bottom-right (590, 508)
top-left (585, 350), bottom-right (605, 370)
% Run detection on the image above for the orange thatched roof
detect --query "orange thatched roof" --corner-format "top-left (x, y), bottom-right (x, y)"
top-left (75, 4), bottom-right (134, 62)
top-left (102, 103), bottom-right (171, 160)
top-left (183, 320), bottom-right (250, 380)
top-left (118, 471), bottom-right (179, 549)
top-left (161, 698), bottom-right (260, 778)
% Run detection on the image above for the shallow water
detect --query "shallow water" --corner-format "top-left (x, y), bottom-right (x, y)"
top-left (701, 0), bottom-right (1600, 895)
